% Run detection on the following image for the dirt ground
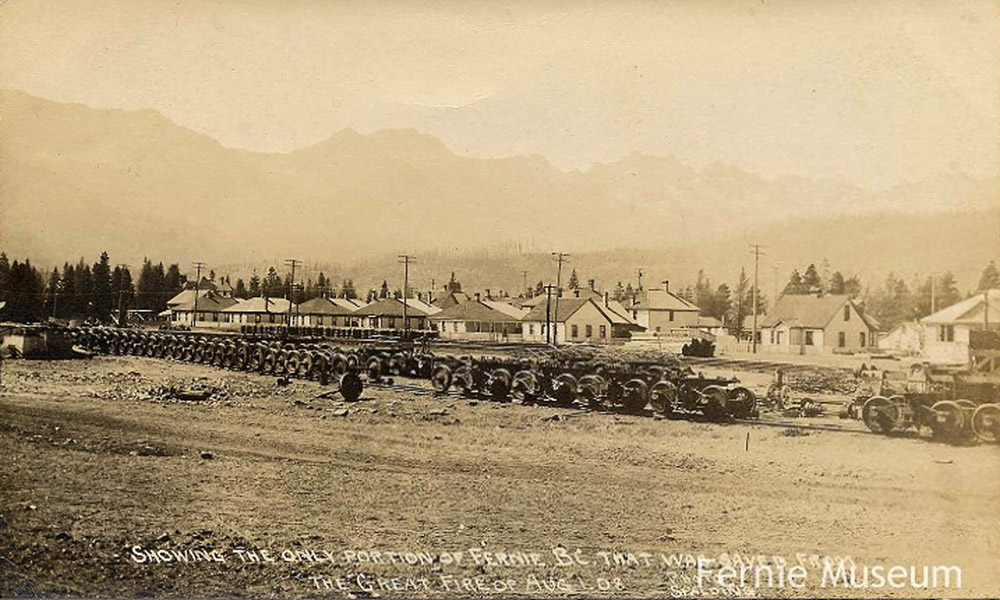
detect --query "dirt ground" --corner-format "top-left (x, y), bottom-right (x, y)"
top-left (1, 356), bottom-right (998, 599)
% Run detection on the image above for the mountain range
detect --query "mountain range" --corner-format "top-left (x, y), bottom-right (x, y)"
top-left (0, 88), bottom-right (996, 292)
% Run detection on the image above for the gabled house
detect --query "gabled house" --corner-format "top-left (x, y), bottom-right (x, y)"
top-left (921, 289), bottom-right (1000, 364)
top-left (758, 293), bottom-right (878, 354)
top-left (357, 297), bottom-right (440, 330)
top-left (521, 297), bottom-right (626, 344)
top-left (628, 283), bottom-right (700, 332)
top-left (429, 300), bottom-right (524, 341)
top-left (294, 297), bottom-right (357, 327)
top-left (877, 321), bottom-right (925, 356)
top-left (169, 291), bottom-right (239, 328)
top-left (221, 297), bottom-right (294, 328)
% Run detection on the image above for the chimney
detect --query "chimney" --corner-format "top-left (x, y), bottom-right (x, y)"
top-left (486, 288), bottom-right (492, 299)
top-left (588, 279), bottom-right (596, 291)
top-left (603, 291), bottom-right (610, 307)
top-left (663, 280), bottom-right (670, 293)
top-left (474, 292), bottom-right (481, 302)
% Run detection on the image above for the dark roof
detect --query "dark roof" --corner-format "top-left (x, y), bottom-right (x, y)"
top-left (434, 291), bottom-right (470, 309)
top-left (522, 298), bottom-right (599, 323)
top-left (430, 301), bottom-right (522, 323)
top-left (172, 292), bottom-right (239, 313)
top-left (761, 294), bottom-right (867, 329)
top-left (296, 297), bottom-right (355, 316)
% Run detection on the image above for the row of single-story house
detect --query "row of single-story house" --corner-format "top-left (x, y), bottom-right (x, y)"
top-left (163, 287), bottom-right (654, 344)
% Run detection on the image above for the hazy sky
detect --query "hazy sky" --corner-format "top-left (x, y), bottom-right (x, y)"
top-left (1, 0), bottom-right (997, 190)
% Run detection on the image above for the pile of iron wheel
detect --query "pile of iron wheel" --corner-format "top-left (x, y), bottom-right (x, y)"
top-left (424, 354), bottom-right (756, 421)
top-left (73, 327), bottom-right (365, 402)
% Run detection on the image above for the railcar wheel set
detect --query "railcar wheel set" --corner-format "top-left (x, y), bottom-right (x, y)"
top-left (70, 327), bottom-right (757, 421)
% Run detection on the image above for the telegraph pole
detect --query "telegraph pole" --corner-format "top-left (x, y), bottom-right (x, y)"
top-left (521, 270), bottom-right (529, 297)
top-left (750, 245), bottom-right (765, 353)
top-left (930, 273), bottom-right (936, 314)
top-left (191, 261), bottom-right (205, 329)
top-left (544, 284), bottom-right (556, 345)
top-left (552, 252), bottom-right (569, 346)
top-left (429, 278), bottom-right (436, 305)
top-left (772, 265), bottom-right (779, 304)
top-left (284, 258), bottom-right (300, 329)
top-left (399, 255), bottom-right (415, 338)
top-left (115, 263), bottom-right (130, 327)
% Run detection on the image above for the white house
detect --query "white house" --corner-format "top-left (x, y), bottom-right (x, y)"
top-left (921, 289), bottom-right (1000, 364)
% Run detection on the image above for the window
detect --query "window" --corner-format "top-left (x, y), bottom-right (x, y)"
top-left (571, 324), bottom-right (579, 338)
top-left (939, 325), bottom-right (955, 342)
top-left (844, 305), bottom-right (850, 321)
top-left (769, 331), bottom-right (774, 344)
top-left (585, 324), bottom-right (593, 337)
top-left (529, 324), bottom-right (535, 335)
top-left (599, 325), bottom-right (607, 338)
top-left (669, 310), bottom-right (675, 322)
top-left (655, 326), bottom-right (661, 333)
top-left (805, 331), bottom-right (814, 345)
top-left (453, 322), bottom-right (459, 332)
top-left (860, 332), bottom-right (866, 347)
top-left (838, 332), bottom-right (846, 347)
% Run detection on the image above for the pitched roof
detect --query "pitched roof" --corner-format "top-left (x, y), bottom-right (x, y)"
top-left (172, 292), bottom-right (239, 313)
top-left (483, 300), bottom-right (530, 320)
top-left (357, 297), bottom-right (439, 317)
top-left (602, 299), bottom-right (640, 325)
top-left (167, 289), bottom-right (198, 307)
top-left (222, 297), bottom-right (293, 313)
top-left (921, 289), bottom-right (1000, 325)
top-left (430, 300), bottom-right (523, 323)
top-left (184, 277), bottom-right (217, 292)
top-left (296, 297), bottom-right (355, 316)
top-left (761, 294), bottom-right (858, 329)
top-left (522, 298), bottom-right (604, 323)
top-left (330, 298), bottom-right (367, 310)
top-left (631, 288), bottom-right (700, 312)
top-left (434, 291), bottom-right (470, 309)
top-left (698, 315), bottom-right (724, 328)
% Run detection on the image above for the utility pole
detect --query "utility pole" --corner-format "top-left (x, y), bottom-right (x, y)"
top-left (930, 273), bottom-right (936, 314)
top-left (430, 278), bottom-right (436, 305)
top-left (521, 270), bottom-right (529, 297)
top-left (284, 258), bottom-right (300, 330)
top-left (399, 255), bottom-right (415, 338)
top-left (544, 284), bottom-right (557, 345)
top-left (115, 263), bottom-right (130, 327)
top-left (552, 252), bottom-right (569, 346)
top-left (749, 245), bottom-right (765, 353)
top-left (772, 265), bottom-right (779, 304)
top-left (191, 261), bottom-right (205, 329)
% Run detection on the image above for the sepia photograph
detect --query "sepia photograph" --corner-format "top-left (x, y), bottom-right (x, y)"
top-left (1, 0), bottom-right (998, 598)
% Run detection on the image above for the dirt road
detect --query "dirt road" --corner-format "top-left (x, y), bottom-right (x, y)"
top-left (1, 357), bottom-right (997, 598)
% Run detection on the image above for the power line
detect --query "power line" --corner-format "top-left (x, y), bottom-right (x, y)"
top-left (749, 245), bottom-right (766, 353)
top-left (399, 255), bottom-right (415, 337)
top-left (551, 252), bottom-right (569, 346)
top-left (191, 261), bottom-right (205, 329)
top-left (284, 258), bottom-right (300, 331)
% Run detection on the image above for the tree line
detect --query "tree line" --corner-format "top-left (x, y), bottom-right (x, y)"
top-left (0, 252), bottom-right (187, 323)
top-left (778, 260), bottom-right (999, 331)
